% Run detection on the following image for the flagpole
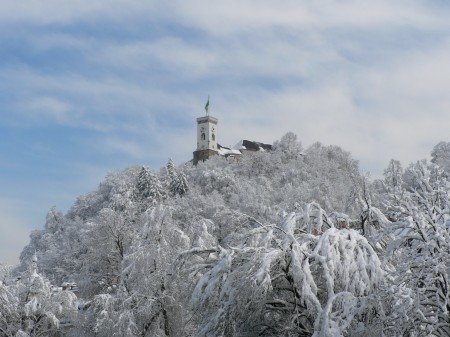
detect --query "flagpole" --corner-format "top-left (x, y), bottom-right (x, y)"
top-left (205, 95), bottom-right (210, 116)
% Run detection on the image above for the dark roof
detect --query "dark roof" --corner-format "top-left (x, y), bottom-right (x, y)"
top-left (242, 140), bottom-right (272, 151)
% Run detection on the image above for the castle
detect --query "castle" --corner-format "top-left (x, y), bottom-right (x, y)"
top-left (192, 103), bottom-right (272, 165)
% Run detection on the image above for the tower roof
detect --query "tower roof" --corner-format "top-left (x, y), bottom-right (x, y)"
top-left (197, 115), bottom-right (218, 124)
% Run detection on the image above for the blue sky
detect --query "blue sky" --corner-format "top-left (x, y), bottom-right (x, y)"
top-left (1, 0), bottom-right (450, 265)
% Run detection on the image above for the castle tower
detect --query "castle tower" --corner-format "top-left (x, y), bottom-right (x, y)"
top-left (193, 101), bottom-right (218, 165)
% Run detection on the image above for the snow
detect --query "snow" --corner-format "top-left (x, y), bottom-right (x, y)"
top-left (218, 147), bottom-right (242, 156)
top-left (5, 136), bottom-right (450, 337)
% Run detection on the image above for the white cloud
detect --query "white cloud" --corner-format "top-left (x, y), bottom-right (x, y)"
top-left (170, 0), bottom-right (450, 37)
top-left (0, 0), bottom-right (161, 25)
top-left (23, 96), bottom-right (71, 122)
top-left (2, 68), bottom-right (184, 129)
top-left (101, 137), bottom-right (147, 159)
top-left (1, 1), bottom-right (448, 36)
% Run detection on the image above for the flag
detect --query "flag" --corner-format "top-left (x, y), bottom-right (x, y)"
top-left (205, 96), bottom-right (210, 115)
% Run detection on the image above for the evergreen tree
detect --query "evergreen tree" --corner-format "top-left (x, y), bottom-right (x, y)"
top-left (171, 170), bottom-right (189, 197)
top-left (383, 159), bottom-right (403, 192)
top-left (134, 166), bottom-right (165, 205)
top-left (166, 159), bottom-right (189, 197)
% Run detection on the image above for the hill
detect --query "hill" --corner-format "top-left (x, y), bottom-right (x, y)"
top-left (3, 134), bottom-right (450, 336)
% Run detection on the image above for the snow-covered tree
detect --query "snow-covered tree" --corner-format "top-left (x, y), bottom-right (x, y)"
top-left (180, 207), bottom-right (383, 337)
top-left (380, 160), bottom-right (450, 336)
top-left (134, 166), bottom-right (165, 206)
top-left (80, 205), bottom-right (193, 337)
top-left (0, 280), bottom-right (21, 337)
top-left (273, 131), bottom-right (304, 162)
top-left (431, 141), bottom-right (450, 172)
top-left (1, 254), bottom-right (77, 337)
top-left (165, 159), bottom-right (189, 197)
top-left (383, 159), bottom-right (403, 192)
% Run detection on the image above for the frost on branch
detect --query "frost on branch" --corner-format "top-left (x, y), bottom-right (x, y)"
top-left (379, 160), bottom-right (450, 336)
top-left (311, 228), bottom-right (382, 298)
top-left (182, 208), bottom-right (383, 336)
top-left (309, 228), bottom-right (382, 337)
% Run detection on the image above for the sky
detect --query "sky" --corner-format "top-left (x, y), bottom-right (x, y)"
top-left (1, 0), bottom-right (450, 265)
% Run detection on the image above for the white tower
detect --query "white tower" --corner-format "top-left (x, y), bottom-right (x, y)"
top-left (196, 115), bottom-right (218, 151)
top-left (193, 99), bottom-right (219, 164)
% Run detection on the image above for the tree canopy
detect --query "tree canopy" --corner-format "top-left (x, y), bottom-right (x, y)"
top-left (3, 135), bottom-right (450, 337)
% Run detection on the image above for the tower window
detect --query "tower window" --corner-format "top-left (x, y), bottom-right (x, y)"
top-left (212, 133), bottom-right (215, 141)
top-left (201, 133), bottom-right (205, 140)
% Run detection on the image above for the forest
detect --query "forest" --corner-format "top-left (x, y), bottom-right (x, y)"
top-left (2, 133), bottom-right (450, 337)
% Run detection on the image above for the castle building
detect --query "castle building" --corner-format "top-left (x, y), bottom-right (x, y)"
top-left (192, 99), bottom-right (272, 164)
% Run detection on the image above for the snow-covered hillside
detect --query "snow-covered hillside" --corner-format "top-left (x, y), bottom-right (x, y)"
top-left (2, 135), bottom-right (450, 337)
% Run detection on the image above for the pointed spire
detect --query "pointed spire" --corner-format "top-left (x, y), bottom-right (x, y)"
top-left (31, 250), bottom-right (38, 277)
